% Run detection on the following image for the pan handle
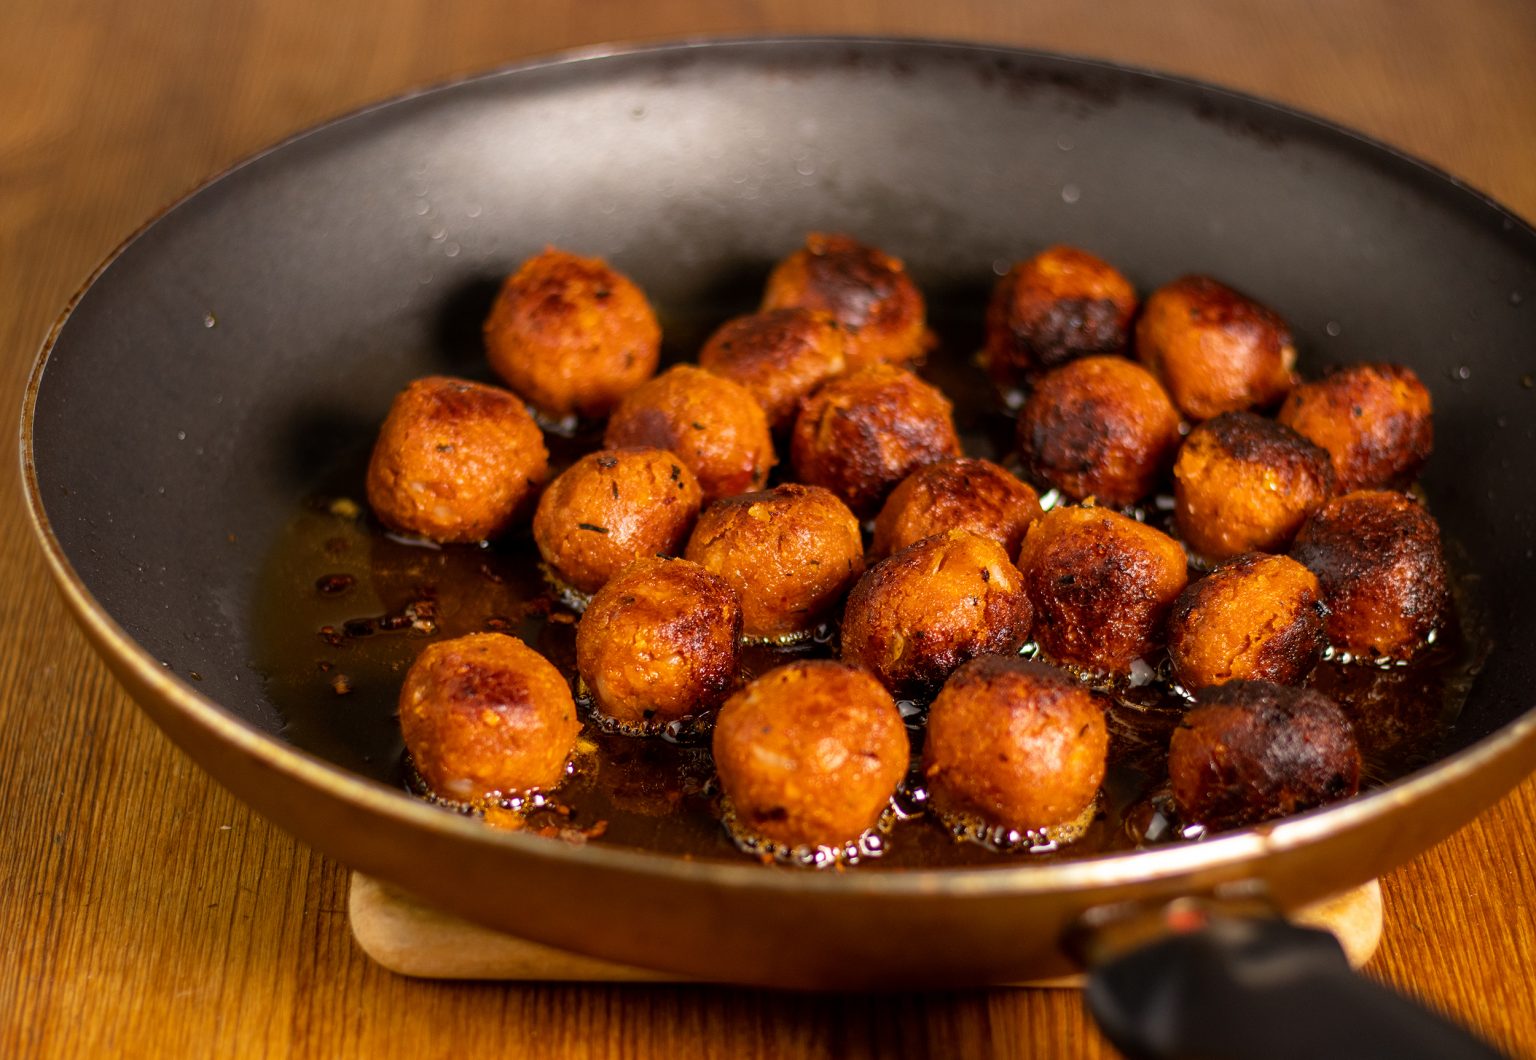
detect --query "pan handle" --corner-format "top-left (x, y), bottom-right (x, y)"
top-left (1080, 902), bottom-right (1509, 1060)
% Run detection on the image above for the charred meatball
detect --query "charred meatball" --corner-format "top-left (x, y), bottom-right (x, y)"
top-left (984, 245), bottom-right (1137, 384)
top-left (399, 632), bottom-right (580, 801)
top-left (603, 364), bottom-right (776, 502)
top-left (1277, 363), bottom-right (1434, 493)
top-left (841, 529), bottom-right (1032, 699)
top-left (1290, 490), bottom-right (1450, 659)
top-left (1167, 553), bottom-right (1325, 692)
top-left (483, 247), bottom-right (660, 419)
top-left (533, 448), bottom-right (702, 595)
top-left (871, 457), bottom-right (1042, 560)
top-left (761, 233), bottom-right (929, 366)
top-left (698, 307), bottom-right (850, 428)
top-left (366, 376), bottom-right (549, 544)
top-left (1017, 355), bottom-right (1182, 506)
top-left (923, 656), bottom-right (1108, 835)
top-left (1135, 275), bottom-right (1297, 420)
top-left (1169, 680), bottom-right (1361, 832)
top-left (713, 660), bottom-right (909, 851)
top-left (684, 483), bottom-right (864, 640)
top-left (1016, 505), bottom-right (1189, 676)
top-left (1173, 412), bottom-right (1335, 561)
top-left (791, 363), bottom-right (962, 516)
top-left (575, 557), bottom-right (742, 729)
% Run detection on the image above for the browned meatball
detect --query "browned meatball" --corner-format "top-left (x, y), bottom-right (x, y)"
top-left (922, 656), bottom-right (1108, 834)
top-left (1277, 363), bottom-right (1434, 493)
top-left (483, 247), bottom-right (660, 419)
top-left (791, 363), bottom-right (962, 516)
top-left (697, 307), bottom-right (850, 429)
top-left (1174, 412), bottom-right (1335, 561)
top-left (684, 483), bottom-right (864, 639)
top-left (1135, 275), bottom-right (1298, 420)
top-left (1016, 505), bottom-right (1189, 676)
top-left (1169, 680), bottom-right (1361, 832)
top-left (365, 376), bottom-right (549, 544)
top-left (532, 448), bottom-right (702, 595)
top-left (1290, 490), bottom-right (1450, 659)
top-left (1017, 355), bottom-right (1182, 506)
top-left (603, 364), bottom-right (776, 502)
top-left (575, 557), bottom-right (742, 729)
top-left (841, 530), bottom-right (1032, 699)
top-left (1167, 553), bottom-right (1325, 692)
top-left (712, 660), bottom-right (909, 851)
top-left (984, 245), bottom-right (1137, 384)
top-left (399, 632), bottom-right (580, 801)
top-left (871, 457), bottom-right (1043, 560)
top-left (760, 233), bottom-right (929, 366)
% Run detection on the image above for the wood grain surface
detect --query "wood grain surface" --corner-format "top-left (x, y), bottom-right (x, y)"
top-left (3, 1), bottom-right (1534, 1057)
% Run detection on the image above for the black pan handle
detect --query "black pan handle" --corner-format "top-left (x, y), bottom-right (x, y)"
top-left (1083, 911), bottom-right (1508, 1060)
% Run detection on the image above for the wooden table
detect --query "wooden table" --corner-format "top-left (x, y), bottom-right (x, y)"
top-left (3, 2), bottom-right (1534, 1056)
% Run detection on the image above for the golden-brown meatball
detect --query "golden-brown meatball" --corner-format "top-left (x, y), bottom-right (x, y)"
top-left (1277, 363), bottom-right (1434, 493)
top-left (760, 233), bottom-right (929, 366)
top-left (871, 457), bottom-right (1042, 560)
top-left (365, 376), bottom-right (549, 544)
top-left (841, 529), bottom-right (1033, 699)
top-left (1173, 412), bottom-right (1335, 561)
top-left (1289, 490), bottom-right (1450, 659)
top-left (684, 483), bottom-right (864, 639)
top-left (1016, 505), bottom-right (1189, 676)
top-left (1135, 275), bottom-right (1297, 420)
top-left (575, 557), bottom-right (742, 729)
top-left (984, 245), bottom-right (1137, 385)
top-left (399, 632), bottom-right (580, 801)
top-left (532, 448), bottom-right (702, 595)
top-left (1169, 680), bottom-right (1360, 832)
top-left (1016, 355), bottom-right (1182, 506)
top-left (791, 363), bottom-right (961, 516)
top-left (1167, 553), bottom-right (1325, 692)
top-left (697, 307), bottom-right (850, 429)
top-left (923, 657), bottom-right (1108, 834)
top-left (603, 365), bottom-right (776, 502)
top-left (712, 660), bottom-right (909, 851)
top-left (483, 247), bottom-right (660, 419)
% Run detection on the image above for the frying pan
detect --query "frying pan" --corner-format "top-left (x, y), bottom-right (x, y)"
top-left (21, 37), bottom-right (1536, 1056)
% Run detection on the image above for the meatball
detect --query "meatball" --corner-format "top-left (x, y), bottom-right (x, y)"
top-left (1277, 363), bottom-right (1434, 493)
top-left (399, 632), bottom-right (580, 801)
top-left (1016, 505), bottom-right (1189, 676)
top-left (532, 448), bottom-right (702, 595)
top-left (922, 657), bottom-right (1108, 834)
top-left (483, 247), bottom-right (660, 420)
top-left (698, 307), bottom-right (850, 429)
top-left (760, 233), bottom-right (929, 366)
top-left (871, 457), bottom-right (1043, 560)
top-left (1167, 553), bottom-right (1325, 692)
top-left (1016, 355), bottom-right (1182, 506)
top-left (365, 376), bottom-right (549, 544)
top-left (603, 364), bottom-right (776, 502)
top-left (1169, 680), bottom-right (1361, 832)
top-left (841, 529), bottom-right (1033, 699)
top-left (983, 245), bottom-right (1137, 384)
top-left (1135, 275), bottom-right (1298, 420)
top-left (575, 557), bottom-right (742, 730)
top-left (791, 363), bottom-right (962, 516)
top-left (1173, 412), bottom-right (1335, 561)
top-left (684, 483), bottom-right (864, 640)
top-left (1290, 490), bottom-right (1450, 659)
top-left (712, 660), bottom-right (909, 851)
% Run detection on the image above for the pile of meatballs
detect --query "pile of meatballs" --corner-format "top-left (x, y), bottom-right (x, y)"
top-left (365, 234), bottom-right (1447, 864)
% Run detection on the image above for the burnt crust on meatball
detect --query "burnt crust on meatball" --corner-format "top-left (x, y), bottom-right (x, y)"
top-left (1169, 680), bottom-right (1361, 832)
top-left (791, 363), bottom-right (962, 516)
top-left (1277, 362), bottom-right (1434, 493)
top-left (984, 245), bottom-right (1137, 382)
top-left (871, 457), bottom-right (1043, 560)
top-left (698, 307), bottom-right (851, 429)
